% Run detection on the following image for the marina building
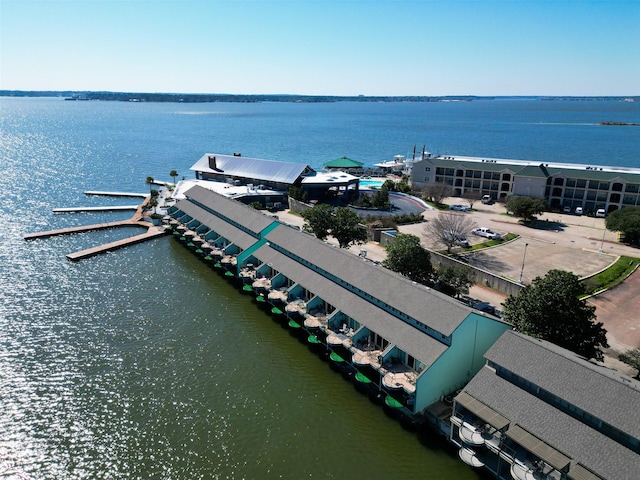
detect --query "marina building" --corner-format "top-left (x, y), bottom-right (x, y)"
top-left (188, 153), bottom-right (360, 206)
top-left (450, 331), bottom-right (640, 479)
top-left (411, 155), bottom-right (640, 214)
top-left (165, 184), bottom-right (511, 417)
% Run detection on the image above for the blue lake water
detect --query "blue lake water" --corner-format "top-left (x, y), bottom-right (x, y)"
top-left (0, 97), bottom-right (638, 479)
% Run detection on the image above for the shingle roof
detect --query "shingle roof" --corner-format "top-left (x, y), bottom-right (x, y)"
top-left (252, 241), bottom-right (448, 367)
top-left (264, 225), bottom-right (474, 337)
top-left (484, 331), bottom-right (640, 439)
top-left (463, 367), bottom-right (640, 480)
top-left (190, 153), bottom-right (314, 184)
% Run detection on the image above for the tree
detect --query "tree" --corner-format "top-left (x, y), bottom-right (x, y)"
top-left (301, 203), bottom-right (334, 240)
top-left (606, 207), bottom-right (640, 245)
top-left (382, 233), bottom-right (433, 285)
top-left (463, 191), bottom-right (482, 210)
top-left (169, 169), bottom-right (178, 185)
top-left (435, 264), bottom-right (475, 298)
top-left (506, 196), bottom-right (547, 222)
top-left (502, 269), bottom-right (609, 361)
top-left (424, 212), bottom-right (477, 253)
top-left (419, 183), bottom-right (453, 206)
top-left (331, 207), bottom-right (368, 248)
top-left (145, 176), bottom-right (154, 193)
top-left (618, 347), bottom-right (640, 379)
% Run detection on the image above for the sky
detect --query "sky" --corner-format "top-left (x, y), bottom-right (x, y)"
top-left (1, 0), bottom-right (639, 96)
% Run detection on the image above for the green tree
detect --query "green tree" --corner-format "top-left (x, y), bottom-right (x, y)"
top-left (301, 204), bottom-right (334, 240)
top-left (145, 176), bottom-right (154, 193)
top-left (502, 269), bottom-right (609, 361)
top-left (606, 207), bottom-right (640, 245)
top-left (382, 233), bottom-right (433, 285)
top-left (331, 207), bottom-right (368, 248)
top-left (506, 196), bottom-right (547, 222)
top-left (436, 264), bottom-right (475, 298)
top-left (169, 169), bottom-right (178, 185)
top-left (618, 347), bottom-right (640, 379)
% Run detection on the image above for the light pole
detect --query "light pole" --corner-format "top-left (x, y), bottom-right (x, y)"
top-left (599, 228), bottom-right (606, 253)
top-left (519, 242), bottom-right (529, 284)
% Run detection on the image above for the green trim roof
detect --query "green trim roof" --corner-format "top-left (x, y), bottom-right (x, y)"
top-left (323, 156), bottom-right (364, 168)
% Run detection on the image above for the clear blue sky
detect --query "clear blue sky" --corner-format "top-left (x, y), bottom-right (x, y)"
top-left (1, 0), bottom-right (638, 96)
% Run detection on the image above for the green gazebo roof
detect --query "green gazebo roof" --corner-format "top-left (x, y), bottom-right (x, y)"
top-left (323, 156), bottom-right (364, 168)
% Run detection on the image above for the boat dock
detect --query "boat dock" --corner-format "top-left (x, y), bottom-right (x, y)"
top-left (24, 190), bottom-right (170, 260)
top-left (65, 226), bottom-right (166, 261)
top-left (84, 190), bottom-right (149, 198)
top-left (53, 205), bottom-right (140, 213)
top-left (24, 220), bottom-right (139, 240)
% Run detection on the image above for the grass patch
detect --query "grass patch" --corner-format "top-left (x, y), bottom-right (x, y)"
top-left (467, 233), bottom-right (518, 252)
top-left (582, 256), bottom-right (640, 296)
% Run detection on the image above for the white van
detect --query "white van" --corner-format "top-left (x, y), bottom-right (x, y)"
top-left (596, 208), bottom-right (606, 218)
top-left (575, 207), bottom-right (583, 215)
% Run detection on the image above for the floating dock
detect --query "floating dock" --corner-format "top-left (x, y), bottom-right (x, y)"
top-left (24, 191), bottom-right (169, 260)
top-left (84, 191), bottom-right (149, 198)
top-left (23, 220), bottom-right (139, 240)
top-left (65, 227), bottom-right (167, 261)
top-left (53, 205), bottom-right (139, 213)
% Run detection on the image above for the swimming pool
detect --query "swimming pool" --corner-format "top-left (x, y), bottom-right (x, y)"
top-left (359, 178), bottom-right (387, 189)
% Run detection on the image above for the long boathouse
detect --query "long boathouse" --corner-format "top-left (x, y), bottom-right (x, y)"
top-left (166, 184), bottom-right (511, 419)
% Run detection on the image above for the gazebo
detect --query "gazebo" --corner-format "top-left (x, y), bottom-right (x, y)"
top-left (323, 156), bottom-right (364, 172)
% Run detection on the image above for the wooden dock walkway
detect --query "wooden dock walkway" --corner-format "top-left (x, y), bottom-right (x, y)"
top-left (65, 226), bottom-right (167, 261)
top-left (53, 205), bottom-right (139, 213)
top-left (84, 191), bottom-right (148, 198)
top-left (24, 192), bottom-right (169, 260)
top-left (23, 220), bottom-right (141, 240)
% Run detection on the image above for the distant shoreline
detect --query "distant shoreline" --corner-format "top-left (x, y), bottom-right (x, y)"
top-left (1, 90), bottom-right (638, 104)
top-left (599, 121), bottom-right (640, 126)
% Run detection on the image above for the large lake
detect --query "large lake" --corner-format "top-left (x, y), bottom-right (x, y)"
top-left (0, 97), bottom-right (638, 479)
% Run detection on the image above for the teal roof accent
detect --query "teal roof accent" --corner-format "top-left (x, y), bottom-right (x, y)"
top-left (323, 156), bottom-right (364, 168)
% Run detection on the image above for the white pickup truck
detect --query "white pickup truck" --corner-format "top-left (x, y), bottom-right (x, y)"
top-left (471, 227), bottom-right (502, 240)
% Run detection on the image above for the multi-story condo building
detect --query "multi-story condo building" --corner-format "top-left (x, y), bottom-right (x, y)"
top-left (411, 155), bottom-right (640, 214)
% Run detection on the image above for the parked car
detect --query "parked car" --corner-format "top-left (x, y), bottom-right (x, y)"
top-left (563, 205), bottom-right (571, 213)
top-left (450, 204), bottom-right (470, 212)
top-left (596, 208), bottom-right (606, 218)
top-left (481, 195), bottom-right (494, 204)
top-left (444, 231), bottom-right (470, 247)
top-left (575, 207), bottom-right (584, 215)
top-left (471, 227), bottom-right (502, 240)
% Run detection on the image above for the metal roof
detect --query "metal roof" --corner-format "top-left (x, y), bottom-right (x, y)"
top-left (323, 156), bottom-right (364, 168)
top-left (454, 391), bottom-right (510, 430)
top-left (506, 424), bottom-right (571, 471)
top-left (190, 153), bottom-right (314, 184)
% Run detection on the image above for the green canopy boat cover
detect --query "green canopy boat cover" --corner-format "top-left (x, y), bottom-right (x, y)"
top-left (307, 335), bottom-right (321, 344)
top-left (355, 372), bottom-right (372, 384)
top-left (329, 352), bottom-right (345, 363)
top-left (288, 319), bottom-right (301, 329)
top-left (271, 307), bottom-right (283, 315)
top-left (385, 395), bottom-right (403, 409)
